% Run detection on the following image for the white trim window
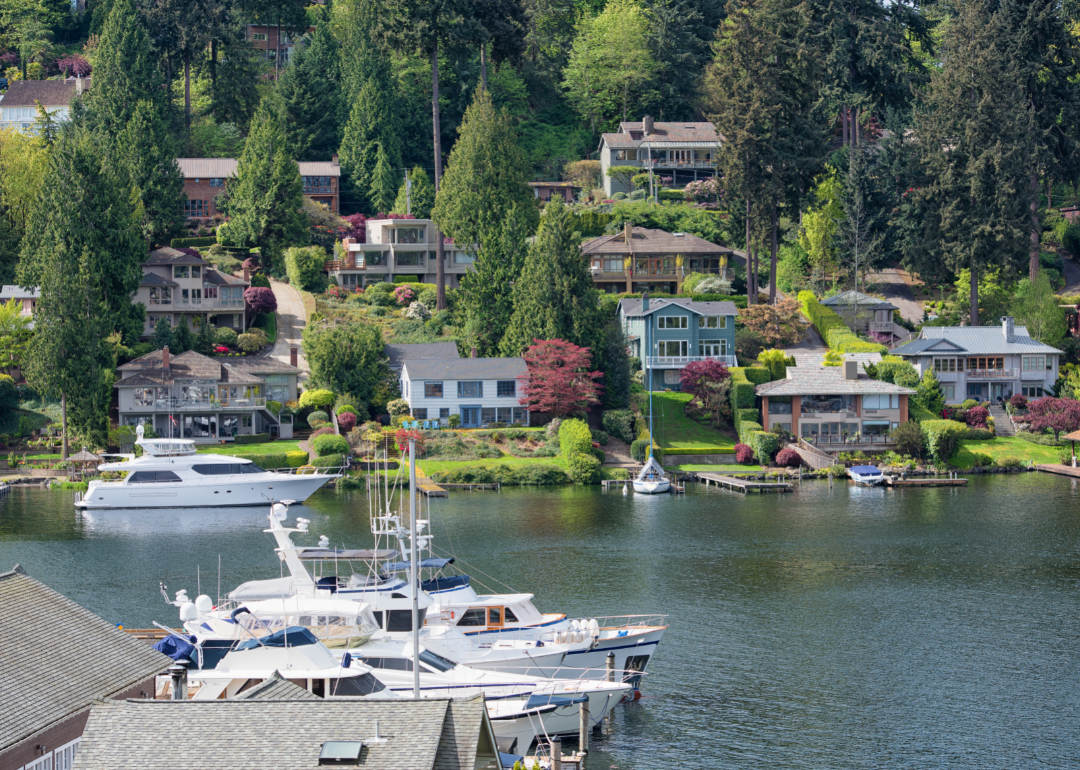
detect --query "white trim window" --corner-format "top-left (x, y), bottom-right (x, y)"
top-left (23, 754), bottom-right (53, 770)
top-left (698, 315), bottom-right (727, 329)
top-left (53, 739), bottom-right (80, 770)
top-left (862, 394), bottom-right (900, 409)
top-left (1023, 356), bottom-right (1052, 371)
top-left (933, 358), bottom-right (957, 373)
top-left (657, 315), bottom-right (688, 329)
top-left (940, 385), bottom-right (955, 401)
top-left (657, 340), bottom-right (688, 357)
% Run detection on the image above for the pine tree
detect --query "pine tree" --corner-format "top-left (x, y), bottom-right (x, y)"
top-left (116, 100), bottom-right (186, 247)
top-left (500, 200), bottom-right (604, 357)
top-left (392, 166), bottom-right (436, 219)
top-left (153, 317), bottom-right (174, 350)
top-left (87, 0), bottom-right (165, 137)
top-left (276, 18), bottom-right (342, 161)
top-left (368, 143), bottom-right (398, 215)
top-left (433, 88), bottom-right (539, 256)
top-left (194, 315), bottom-right (216, 354)
top-left (338, 77), bottom-right (401, 212)
top-left (172, 318), bottom-right (194, 354)
top-left (217, 101), bottom-right (307, 274)
top-left (599, 315), bottom-right (631, 409)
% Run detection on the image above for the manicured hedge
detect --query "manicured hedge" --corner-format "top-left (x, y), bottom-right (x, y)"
top-left (630, 438), bottom-right (651, 462)
top-left (737, 420), bottom-right (764, 445)
top-left (234, 433), bottom-right (270, 444)
top-left (234, 452), bottom-right (290, 469)
top-left (558, 419), bottom-right (593, 461)
top-left (286, 451), bottom-right (310, 467)
top-left (733, 407), bottom-right (761, 445)
top-left (729, 368), bottom-right (757, 410)
top-left (798, 290), bottom-right (888, 354)
top-left (923, 419), bottom-right (968, 461)
top-left (171, 236), bottom-right (216, 248)
top-left (567, 452), bottom-right (602, 484)
top-left (312, 453), bottom-right (345, 468)
top-left (746, 431), bottom-right (781, 464)
top-left (311, 434), bottom-right (350, 457)
top-left (909, 403), bottom-right (937, 423)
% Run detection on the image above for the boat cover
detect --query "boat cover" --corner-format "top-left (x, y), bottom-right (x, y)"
top-left (299, 548), bottom-right (399, 562)
top-left (235, 625), bottom-right (319, 650)
top-left (849, 465), bottom-right (883, 475)
top-left (524, 693), bottom-right (589, 710)
top-left (421, 575), bottom-right (470, 593)
top-left (152, 633), bottom-right (196, 662)
top-left (500, 753), bottom-right (524, 769)
top-left (382, 557), bottom-right (455, 572)
top-left (228, 576), bottom-right (306, 602)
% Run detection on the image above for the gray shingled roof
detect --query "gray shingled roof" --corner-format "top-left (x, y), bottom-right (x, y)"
top-left (231, 674), bottom-right (318, 701)
top-left (600, 121), bottom-right (721, 148)
top-left (580, 227), bottom-right (731, 256)
top-left (619, 297), bottom-right (738, 317)
top-left (228, 357), bottom-right (302, 375)
top-left (1, 78), bottom-right (90, 108)
top-left (819, 290), bottom-right (897, 311)
top-left (385, 342), bottom-right (461, 371)
top-left (119, 352), bottom-right (300, 379)
top-left (891, 324), bottom-right (1063, 356)
top-left (402, 357), bottom-right (526, 380)
top-left (72, 697), bottom-right (491, 770)
top-left (139, 273), bottom-right (178, 287)
top-left (0, 565), bottom-right (172, 753)
top-left (145, 247), bottom-right (207, 266)
top-left (0, 284), bottom-right (39, 299)
top-left (755, 366), bottom-right (917, 396)
top-left (204, 268), bottom-right (248, 286)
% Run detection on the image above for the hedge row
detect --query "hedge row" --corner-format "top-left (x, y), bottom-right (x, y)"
top-left (732, 407), bottom-right (760, 444)
top-left (170, 236), bottom-right (217, 248)
top-left (729, 368), bottom-right (757, 410)
top-left (429, 463), bottom-right (571, 486)
top-left (312, 453), bottom-right (345, 468)
top-left (660, 446), bottom-right (735, 455)
top-left (234, 433), bottom-right (271, 444)
top-left (745, 431), bottom-right (780, 464)
top-left (923, 419), bottom-right (968, 460)
top-left (233, 451), bottom-right (308, 470)
top-left (798, 291), bottom-right (889, 354)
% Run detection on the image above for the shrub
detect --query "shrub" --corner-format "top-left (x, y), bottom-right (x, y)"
top-left (233, 433), bottom-right (270, 444)
top-left (558, 418), bottom-right (593, 461)
top-left (923, 419), bottom-right (969, 460)
top-left (602, 409), bottom-right (635, 443)
top-left (567, 452), bottom-right (602, 484)
top-left (737, 419), bottom-right (764, 446)
top-left (307, 410), bottom-right (330, 428)
top-left (312, 453), bottom-right (345, 468)
top-left (0, 374), bottom-right (15, 410)
top-left (405, 301), bottom-right (431, 321)
top-left (448, 414), bottom-right (461, 428)
top-left (285, 245), bottom-right (327, 291)
top-left (966, 406), bottom-right (990, 429)
top-left (826, 463), bottom-right (847, 476)
top-left (214, 327), bottom-right (239, 347)
top-left (891, 421), bottom-right (926, 458)
top-left (387, 399), bottom-right (410, 416)
top-left (630, 438), bottom-right (653, 462)
top-left (236, 333), bottom-right (260, 353)
top-left (1016, 430), bottom-right (1061, 446)
top-left (746, 431), bottom-right (780, 464)
top-left (338, 412), bottom-right (357, 432)
top-left (775, 447), bottom-right (801, 467)
top-left (590, 429), bottom-right (609, 446)
top-left (311, 434), bottom-right (350, 457)
top-left (244, 287), bottom-right (277, 315)
top-left (393, 285), bottom-right (416, 306)
top-left (249, 273), bottom-right (271, 289)
top-left (797, 290), bottom-right (889, 354)
top-left (728, 368), bottom-right (757, 410)
top-left (961, 398), bottom-right (979, 410)
top-left (336, 405), bottom-right (358, 417)
top-left (286, 451), bottom-right (309, 467)
top-left (310, 425), bottom-right (334, 440)
top-left (965, 427), bottom-right (994, 440)
top-left (1009, 393), bottom-right (1028, 410)
top-left (969, 452), bottom-right (994, 468)
top-left (299, 389), bottom-right (336, 410)
top-left (234, 452), bottom-right (287, 468)
top-left (997, 457), bottom-right (1024, 469)
top-left (734, 443), bottom-right (754, 464)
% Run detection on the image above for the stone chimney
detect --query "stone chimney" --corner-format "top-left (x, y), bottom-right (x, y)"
top-left (641, 290), bottom-right (650, 313)
top-left (844, 360), bottom-right (858, 380)
top-left (624, 222), bottom-right (633, 244)
top-left (332, 153), bottom-right (339, 167)
top-left (642, 115), bottom-right (653, 136)
top-left (162, 346), bottom-right (170, 371)
top-left (290, 346), bottom-right (298, 367)
top-left (471, 347), bottom-right (478, 358)
top-left (243, 264), bottom-right (250, 282)
top-left (1002, 316), bottom-right (1015, 343)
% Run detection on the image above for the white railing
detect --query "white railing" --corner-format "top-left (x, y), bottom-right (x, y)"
top-left (646, 354), bottom-right (737, 368)
top-left (967, 369), bottom-right (1018, 379)
top-left (133, 397), bottom-right (269, 411)
top-left (639, 159), bottom-right (716, 169)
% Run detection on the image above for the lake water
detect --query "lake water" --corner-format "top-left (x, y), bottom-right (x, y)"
top-left (3, 474), bottom-right (1080, 769)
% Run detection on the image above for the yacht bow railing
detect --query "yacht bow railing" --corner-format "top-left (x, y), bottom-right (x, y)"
top-left (589, 614), bottom-right (669, 629)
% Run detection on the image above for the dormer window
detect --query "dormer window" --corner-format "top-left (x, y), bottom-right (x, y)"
top-left (629, 131), bottom-right (643, 140)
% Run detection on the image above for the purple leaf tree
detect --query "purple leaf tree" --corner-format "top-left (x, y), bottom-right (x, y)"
top-left (1025, 397), bottom-right (1080, 442)
top-left (244, 287), bottom-right (277, 315)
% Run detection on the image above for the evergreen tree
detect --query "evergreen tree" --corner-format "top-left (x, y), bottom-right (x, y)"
top-left (208, 24), bottom-right (263, 132)
top-left (339, 76), bottom-right (402, 213)
top-left (194, 315), bottom-right (216, 354)
top-left (217, 101), bottom-right (307, 274)
top-left (153, 317), bottom-right (174, 350)
top-left (392, 166), bottom-right (436, 218)
top-left (433, 88), bottom-right (539, 256)
top-left (645, 0), bottom-right (710, 121)
top-left (599, 315), bottom-right (631, 409)
top-left (459, 205), bottom-right (530, 357)
top-left (116, 100), bottom-right (186, 247)
top-left (501, 200), bottom-right (604, 357)
top-left (276, 18), bottom-right (343, 161)
top-left (87, 0), bottom-right (164, 137)
top-left (0, 210), bottom-right (20, 286)
top-left (368, 143), bottom-right (398, 215)
top-left (172, 318), bottom-right (194, 354)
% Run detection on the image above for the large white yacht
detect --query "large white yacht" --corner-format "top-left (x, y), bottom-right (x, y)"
top-left (75, 428), bottom-right (334, 509)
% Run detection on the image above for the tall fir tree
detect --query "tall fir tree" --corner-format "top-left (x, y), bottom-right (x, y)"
top-left (598, 314), bottom-right (631, 409)
top-left (153, 316), bottom-right (174, 350)
top-left (432, 88), bottom-right (539, 256)
top-left (500, 200), bottom-right (604, 357)
top-left (276, 18), bottom-right (343, 161)
top-left (368, 143), bottom-right (398, 214)
top-left (116, 100), bottom-right (186, 247)
top-left (392, 166), bottom-right (436, 218)
top-left (87, 0), bottom-right (165, 137)
top-left (218, 101), bottom-right (308, 274)
top-left (194, 315), bottom-right (216, 354)
top-left (338, 76), bottom-right (402, 213)
top-left (172, 318), bottom-right (194, 354)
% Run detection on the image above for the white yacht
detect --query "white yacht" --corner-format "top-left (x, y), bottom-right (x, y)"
top-left (847, 465), bottom-right (885, 486)
top-left (75, 427), bottom-right (334, 509)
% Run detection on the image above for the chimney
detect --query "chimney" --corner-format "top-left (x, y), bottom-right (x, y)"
top-left (290, 346), bottom-right (298, 367)
top-left (844, 360), bottom-right (858, 380)
top-left (470, 347), bottom-right (477, 358)
top-left (243, 264), bottom-right (250, 281)
top-left (75, 75), bottom-right (83, 96)
top-left (641, 290), bottom-right (649, 313)
top-left (624, 222), bottom-right (633, 244)
top-left (162, 346), bottom-right (170, 371)
top-left (332, 153), bottom-right (339, 167)
top-left (642, 115), bottom-right (653, 136)
top-left (1002, 316), bottom-right (1015, 343)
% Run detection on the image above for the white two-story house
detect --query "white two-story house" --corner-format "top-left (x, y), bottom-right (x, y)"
top-left (400, 356), bottom-right (529, 428)
top-left (327, 219), bottom-right (476, 289)
top-left (136, 247), bottom-right (249, 338)
top-left (0, 77), bottom-right (89, 133)
top-left (597, 116), bottom-right (721, 196)
top-left (890, 317), bottom-right (1061, 404)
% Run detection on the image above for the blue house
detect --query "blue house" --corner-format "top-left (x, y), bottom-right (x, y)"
top-left (618, 295), bottom-right (738, 391)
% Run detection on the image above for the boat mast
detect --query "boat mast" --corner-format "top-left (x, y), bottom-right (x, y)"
top-left (408, 438), bottom-right (420, 699)
top-left (646, 295), bottom-right (653, 460)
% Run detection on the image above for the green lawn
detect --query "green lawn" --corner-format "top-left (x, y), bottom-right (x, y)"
top-left (254, 311), bottom-right (278, 345)
top-left (648, 392), bottom-right (737, 451)
top-left (670, 463), bottom-right (766, 473)
top-left (196, 440), bottom-right (303, 455)
top-left (414, 455), bottom-right (567, 474)
top-left (950, 436), bottom-right (1063, 469)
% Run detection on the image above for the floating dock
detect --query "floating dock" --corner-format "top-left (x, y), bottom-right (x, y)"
top-left (697, 473), bottom-right (792, 493)
top-left (885, 476), bottom-right (967, 487)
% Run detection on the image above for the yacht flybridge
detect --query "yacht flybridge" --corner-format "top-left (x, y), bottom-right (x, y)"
top-left (74, 426), bottom-right (334, 509)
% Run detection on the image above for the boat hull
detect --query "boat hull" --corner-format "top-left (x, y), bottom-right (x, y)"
top-left (633, 480), bottom-right (670, 494)
top-left (73, 473), bottom-right (334, 509)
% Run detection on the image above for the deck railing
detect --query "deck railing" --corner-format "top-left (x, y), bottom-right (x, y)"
top-left (646, 354), bottom-right (737, 368)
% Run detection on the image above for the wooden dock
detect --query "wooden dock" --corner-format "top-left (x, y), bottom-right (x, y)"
top-left (697, 473), bottom-right (792, 493)
top-left (415, 469), bottom-right (448, 498)
top-left (438, 482), bottom-right (500, 491)
top-left (1036, 464), bottom-right (1080, 478)
top-left (885, 476), bottom-right (967, 487)
top-left (601, 478), bottom-right (684, 494)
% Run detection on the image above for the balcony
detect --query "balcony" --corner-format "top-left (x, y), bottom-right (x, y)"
top-left (966, 369), bottom-right (1018, 379)
top-left (869, 321), bottom-right (913, 344)
top-left (132, 397), bottom-right (268, 411)
top-left (151, 298), bottom-right (246, 311)
top-left (639, 159), bottom-right (717, 169)
top-left (646, 354), bottom-right (738, 369)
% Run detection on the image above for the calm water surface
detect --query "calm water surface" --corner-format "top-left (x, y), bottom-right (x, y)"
top-left (3, 474), bottom-right (1080, 769)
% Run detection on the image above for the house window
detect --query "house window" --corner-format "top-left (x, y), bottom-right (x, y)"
top-left (1022, 385), bottom-right (1044, 397)
top-left (482, 407), bottom-right (496, 424)
top-left (184, 199), bottom-right (208, 217)
top-left (302, 176), bottom-right (333, 194)
top-left (209, 178), bottom-right (225, 188)
top-left (148, 287), bottom-right (172, 305)
top-left (1023, 356), bottom-right (1051, 371)
top-left (769, 396), bottom-right (792, 414)
top-left (251, 32), bottom-right (268, 41)
top-left (697, 316), bottom-right (727, 329)
top-left (941, 385), bottom-right (955, 401)
top-left (862, 394), bottom-right (900, 410)
top-left (663, 369), bottom-right (681, 385)
top-left (933, 358), bottom-right (957, 373)
top-left (657, 340), bottom-right (688, 357)
top-left (453, 252), bottom-right (476, 265)
top-left (394, 227), bottom-right (423, 244)
top-left (657, 315), bottom-right (688, 329)
top-left (424, 382), bottom-right (443, 398)
top-left (496, 381), bottom-right (516, 397)
top-left (412, 408), bottom-right (428, 420)
top-left (396, 252), bottom-right (423, 266)
top-left (174, 266), bottom-right (190, 279)
top-left (23, 753), bottom-right (52, 770)
top-left (968, 357), bottom-right (1004, 370)
top-left (440, 407), bottom-right (450, 419)
top-left (614, 150), bottom-right (628, 161)
top-left (191, 266), bottom-right (201, 279)
top-left (458, 381), bottom-right (482, 398)
top-left (134, 388), bottom-right (154, 406)
top-left (802, 394), bottom-right (855, 413)
top-left (603, 259), bottom-right (623, 272)
top-left (53, 739), bottom-right (80, 770)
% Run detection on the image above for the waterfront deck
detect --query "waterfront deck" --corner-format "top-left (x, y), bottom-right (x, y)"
top-left (415, 469), bottom-right (447, 498)
top-left (698, 473), bottom-right (792, 493)
top-left (1036, 464), bottom-right (1080, 478)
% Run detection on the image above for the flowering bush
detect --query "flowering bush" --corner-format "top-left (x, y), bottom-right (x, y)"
top-left (325, 285), bottom-right (349, 301)
top-left (404, 301), bottom-right (430, 321)
top-left (214, 345), bottom-right (229, 354)
top-left (338, 411), bottom-right (357, 432)
top-left (684, 176), bottom-right (723, 204)
top-left (393, 285), bottom-right (416, 306)
top-left (394, 428), bottom-right (425, 453)
top-left (775, 448), bottom-right (802, 467)
top-left (734, 443), bottom-right (754, 464)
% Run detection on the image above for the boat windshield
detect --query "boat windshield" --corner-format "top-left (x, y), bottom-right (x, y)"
top-left (327, 672), bottom-right (386, 696)
top-left (192, 463), bottom-right (266, 475)
top-left (419, 649), bottom-right (457, 672)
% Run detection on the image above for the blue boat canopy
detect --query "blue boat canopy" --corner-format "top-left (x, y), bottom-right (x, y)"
top-left (849, 465), bottom-right (882, 474)
top-left (422, 575), bottom-right (470, 593)
top-left (500, 753), bottom-right (524, 768)
top-left (383, 557), bottom-right (455, 572)
top-left (235, 625), bottom-right (319, 650)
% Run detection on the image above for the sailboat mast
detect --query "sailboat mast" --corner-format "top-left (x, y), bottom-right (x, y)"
top-left (409, 438), bottom-right (420, 699)
top-left (647, 304), bottom-right (653, 448)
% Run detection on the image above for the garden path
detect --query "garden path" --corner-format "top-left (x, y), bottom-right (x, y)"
top-left (603, 438), bottom-right (635, 466)
top-left (269, 279), bottom-right (309, 378)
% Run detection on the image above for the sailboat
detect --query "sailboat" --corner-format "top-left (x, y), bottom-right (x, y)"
top-left (634, 299), bottom-right (671, 495)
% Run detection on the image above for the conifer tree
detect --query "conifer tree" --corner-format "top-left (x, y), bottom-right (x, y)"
top-left (338, 77), bottom-right (402, 212)
top-left (153, 317), bottom-right (174, 350)
top-left (172, 318), bottom-right (194, 354)
top-left (276, 18), bottom-right (343, 161)
top-left (500, 200), bottom-right (604, 357)
top-left (433, 88), bottom-right (538, 255)
top-left (392, 166), bottom-right (436, 219)
top-left (218, 101), bottom-right (307, 274)
top-left (88, 0), bottom-right (164, 137)
top-left (368, 143), bottom-right (398, 215)
top-left (116, 100), bottom-right (186, 247)
top-left (194, 315), bottom-right (216, 355)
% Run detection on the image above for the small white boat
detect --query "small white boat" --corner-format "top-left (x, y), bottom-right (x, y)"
top-left (847, 465), bottom-right (885, 485)
top-left (633, 456), bottom-right (670, 495)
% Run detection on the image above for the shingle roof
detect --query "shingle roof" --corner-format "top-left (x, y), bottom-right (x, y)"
top-left (72, 696), bottom-right (491, 770)
top-left (385, 342), bottom-right (461, 371)
top-left (139, 273), bottom-right (178, 287)
top-left (297, 161), bottom-right (341, 177)
top-left (581, 227), bottom-right (731, 256)
top-left (177, 158), bottom-right (239, 178)
top-left (145, 247), bottom-right (207, 266)
top-left (231, 674), bottom-right (318, 701)
top-left (0, 284), bottom-right (39, 299)
top-left (600, 121), bottom-right (721, 148)
top-left (0, 565), bottom-right (171, 753)
top-left (1, 78), bottom-right (90, 108)
top-left (619, 297), bottom-right (738, 317)
top-left (755, 366), bottom-right (917, 396)
top-left (403, 357), bottom-right (526, 381)
top-left (204, 268), bottom-right (248, 286)
top-left (891, 324), bottom-right (1063, 356)
top-left (228, 357), bottom-right (302, 375)
top-left (115, 351), bottom-right (226, 387)
top-left (819, 290), bottom-right (897, 311)
top-left (119, 352), bottom-right (300, 377)
top-left (219, 366), bottom-right (264, 385)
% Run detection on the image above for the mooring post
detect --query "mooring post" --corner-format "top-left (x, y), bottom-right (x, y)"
top-left (551, 737), bottom-right (562, 770)
top-left (579, 700), bottom-right (590, 752)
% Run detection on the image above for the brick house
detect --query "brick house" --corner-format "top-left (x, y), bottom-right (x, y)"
top-left (136, 247), bottom-right (249, 338)
top-left (246, 23), bottom-right (315, 65)
top-left (177, 157), bottom-right (340, 221)
top-left (0, 77), bottom-right (90, 133)
top-left (529, 181), bottom-right (580, 202)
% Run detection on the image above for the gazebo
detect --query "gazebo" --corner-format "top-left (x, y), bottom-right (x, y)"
top-left (67, 447), bottom-right (100, 480)
top-left (1063, 430), bottom-right (1080, 468)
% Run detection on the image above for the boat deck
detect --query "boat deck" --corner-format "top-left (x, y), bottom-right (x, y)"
top-left (698, 473), bottom-right (792, 493)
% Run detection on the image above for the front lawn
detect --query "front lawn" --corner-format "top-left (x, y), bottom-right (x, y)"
top-left (670, 463), bottom-right (765, 473)
top-left (950, 436), bottom-right (1062, 469)
top-left (197, 440), bottom-right (303, 456)
top-left (253, 311), bottom-right (277, 345)
top-left (415, 455), bottom-right (567, 474)
top-left (648, 391), bottom-right (737, 451)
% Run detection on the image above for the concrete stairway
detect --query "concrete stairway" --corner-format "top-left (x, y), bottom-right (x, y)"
top-left (989, 406), bottom-right (1015, 436)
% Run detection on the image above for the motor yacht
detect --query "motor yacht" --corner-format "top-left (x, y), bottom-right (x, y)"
top-left (75, 427), bottom-right (334, 509)
top-left (847, 465), bottom-right (885, 486)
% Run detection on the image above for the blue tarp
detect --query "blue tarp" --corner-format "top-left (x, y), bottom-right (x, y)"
top-left (382, 557), bottom-right (455, 572)
top-left (235, 625), bottom-right (320, 650)
top-left (524, 693), bottom-right (589, 710)
top-left (152, 633), bottom-right (196, 662)
top-left (421, 575), bottom-right (470, 593)
top-left (500, 752), bottom-right (524, 768)
top-left (849, 465), bottom-right (882, 474)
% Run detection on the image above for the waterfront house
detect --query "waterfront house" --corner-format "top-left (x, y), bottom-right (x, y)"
top-left (71, 694), bottom-right (501, 770)
top-left (400, 356), bottom-right (529, 427)
top-left (0, 77), bottom-right (89, 133)
top-left (619, 294), bottom-right (737, 391)
top-left (178, 157), bottom-right (340, 220)
top-left (598, 116), bottom-right (721, 196)
top-left (819, 290), bottom-right (908, 340)
top-left (889, 317), bottom-right (1061, 403)
top-left (385, 341), bottom-right (460, 374)
top-left (116, 348), bottom-right (301, 441)
top-left (327, 219), bottom-right (476, 290)
top-left (136, 247), bottom-right (249, 339)
top-left (582, 224), bottom-right (733, 294)
top-left (0, 285), bottom-right (38, 322)
top-left (755, 360), bottom-right (916, 444)
top-left (529, 181), bottom-right (580, 202)
top-left (246, 22), bottom-right (315, 65)
top-left (0, 565), bottom-right (171, 770)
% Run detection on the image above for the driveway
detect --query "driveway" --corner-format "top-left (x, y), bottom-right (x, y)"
top-left (781, 322), bottom-right (829, 366)
top-left (865, 267), bottom-right (923, 324)
top-left (1061, 255), bottom-right (1080, 295)
top-left (268, 279), bottom-right (309, 376)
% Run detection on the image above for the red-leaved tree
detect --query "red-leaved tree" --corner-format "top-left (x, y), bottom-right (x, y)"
top-left (679, 359), bottom-right (731, 399)
top-left (1026, 397), bottom-right (1080, 441)
top-left (244, 287), bottom-right (277, 315)
top-left (341, 213), bottom-right (367, 241)
top-left (518, 339), bottom-right (603, 419)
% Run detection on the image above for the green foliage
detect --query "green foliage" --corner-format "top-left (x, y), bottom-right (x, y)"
top-left (387, 399), bottom-right (409, 416)
top-left (172, 321), bottom-right (194, 354)
top-left (368, 142), bottom-right (398, 214)
top-left (285, 246), bottom-right (328, 292)
top-left (170, 236), bottom-right (217, 248)
top-left (194, 317), bottom-right (215, 355)
top-left (307, 410), bottom-right (330, 427)
top-left (114, 99), bottom-right (185, 247)
top-left (311, 434), bottom-right (350, 457)
top-left (965, 428), bottom-right (995, 440)
top-left (737, 420), bottom-right (764, 446)
top-left (757, 349), bottom-right (789, 381)
top-left (746, 430), bottom-right (780, 464)
top-left (630, 438), bottom-right (654, 462)
top-left (392, 166), bottom-right (436, 219)
top-left (798, 291), bottom-right (888, 354)
top-left (299, 389), bottom-right (336, 410)
top-left (916, 370), bottom-right (946, 416)
top-left (606, 201), bottom-right (723, 243)
top-left (558, 418), bottom-right (593, 461)
top-left (232, 434), bottom-right (271, 445)
top-left (890, 421), bottom-right (926, 458)
top-left (339, 63), bottom-right (401, 213)
top-left (968, 451), bottom-right (994, 468)
top-left (215, 327), bottom-right (238, 347)
top-left (567, 451), bottom-right (602, 484)
top-left (275, 18), bottom-right (342, 162)
top-left (0, 374), bottom-right (15, 410)
top-left (961, 399), bottom-right (979, 410)
top-left (312, 453), bottom-right (345, 468)
top-left (287, 451), bottom-right (309, 467)
top-left (572, 210), bottom-right (613, 238)
top-left (302, 319), bottom-right (389, 413)
top-left (1012, 270), bottom-right (1066, 350)
top-left (923, 419), bottom-right (969, 461)
top-left (602, 409), bottom-right (636, 444)
top-left (728, 368), bottom-right (758, 410)
top-left (152, 317), bottom-right (173, 351)
top-left (429, 464), bottom-right (569, 486)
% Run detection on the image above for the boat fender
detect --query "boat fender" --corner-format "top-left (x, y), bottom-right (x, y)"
top-left (588, 619), bottom-right (600, 637)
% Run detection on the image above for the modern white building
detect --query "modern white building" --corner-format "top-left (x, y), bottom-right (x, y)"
top-left (328, 219), bottom-right (477, 289)
top-left (890, 317), bottom-right (1061, 403)
top-left (400, 356), bottom-right (529, 427)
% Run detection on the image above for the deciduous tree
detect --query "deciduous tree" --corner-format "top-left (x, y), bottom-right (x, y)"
top-left (518, 338), bottom-right (603, 419)
top-left (244, 286), bottom-right (277, 315)
top-left (737, 298), bottom-right (803, 347)
top-left (1012, 271), bottom-right (1066, 350)
top-left (302, 317), bottom-right (389, 412)
top-left (1026, 396), bottom-right (1080, 441)
top-left (679, 358), bottom-right (730, 399)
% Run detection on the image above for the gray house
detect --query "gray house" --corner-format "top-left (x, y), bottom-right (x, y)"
top-left (385, 341), bottom-right (461, 373)
top-left (618, 295), bottom-right (738, 391)
top-left (890, 317), bottom-right (1061, 404)
top-left (820, 290), bottom-right (908, 340)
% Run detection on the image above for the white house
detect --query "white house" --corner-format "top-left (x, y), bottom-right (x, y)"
top-left (890, 317), bottom-right (1061, 404)
top-left (400, 357), bottom-right (529, 428)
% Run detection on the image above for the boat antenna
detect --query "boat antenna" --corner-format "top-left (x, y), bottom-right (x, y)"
top-left (197, 565), bottom-right (200, 597)
top-left (217, 554), bottom-right (221, 609)
top-left (409, 437), bottom-right (420, 700)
